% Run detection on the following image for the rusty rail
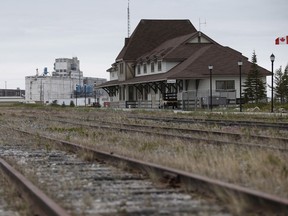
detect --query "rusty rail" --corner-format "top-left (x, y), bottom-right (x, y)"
top-left (48, 117), bottom-right (288, 152)
top-left (130, 115), bottom-right (288, 130)
top-left (0, 157), bottom-right (70, 216)
top-left (12, 113), bottom-right (288, 151)
top-left (14, 128), bottom-right (288, 213)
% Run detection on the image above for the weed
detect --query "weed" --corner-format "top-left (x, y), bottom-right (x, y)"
top-left (3, 105), bottom-right (288, 213)
top-left (45, 142), bottom-right (52, 152)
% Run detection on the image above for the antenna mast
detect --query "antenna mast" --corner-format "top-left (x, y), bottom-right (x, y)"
top-left (127, 0), bottom-right (130, 37)
top-left (199, 18), bottom-right (206, 32)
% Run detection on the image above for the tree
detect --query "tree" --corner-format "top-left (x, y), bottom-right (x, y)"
top-left (70, 100), bottom-right (75, 107)
top-left (243, 51), bottom-right (267, 103)
top-left (274, 64), bottom-right (288, 103)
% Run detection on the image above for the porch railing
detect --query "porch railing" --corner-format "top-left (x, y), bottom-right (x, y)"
top-left (108, 89), bottom-right (236, 110)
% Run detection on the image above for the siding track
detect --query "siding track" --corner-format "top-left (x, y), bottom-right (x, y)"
top-left (35, 116), bottom-right (288, 152)
top-left (0, 126), bottom-right (230, 215)
top-left (3, 126), bottom-right (288, 214)
top-left (129, 115), bottom-right (288, 130)
top-left (1, 108), bottom-right (288, 214)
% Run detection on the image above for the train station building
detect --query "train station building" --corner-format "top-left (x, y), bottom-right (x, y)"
top-left (97, 19), bottom-right (271, 109)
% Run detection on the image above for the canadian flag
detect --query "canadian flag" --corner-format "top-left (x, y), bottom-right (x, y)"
top-left (275, 36), bottom-right (288, 45)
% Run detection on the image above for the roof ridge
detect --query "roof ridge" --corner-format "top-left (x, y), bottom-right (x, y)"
top-left (136, 33), bottom-right (196, 61)
top-left (116, 19), bottom-right (197, 61)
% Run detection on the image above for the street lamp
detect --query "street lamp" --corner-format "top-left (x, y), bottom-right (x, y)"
top-left (208, 65), bottom-right (213, 111)
top-left (84, 84), bottom-right (87, 107)
top-left (238, 61), bottom-right (243, 112)
top-left (270, 54), bottom-right (275, 113)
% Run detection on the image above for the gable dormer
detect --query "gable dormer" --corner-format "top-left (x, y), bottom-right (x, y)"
top-left (187, 31), bottom-right (214, 44)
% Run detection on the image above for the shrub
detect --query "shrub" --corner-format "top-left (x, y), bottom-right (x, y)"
top-left (70, 101), bottom-right (75, 107)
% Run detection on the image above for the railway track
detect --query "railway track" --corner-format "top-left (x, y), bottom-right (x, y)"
top-left (1, 126), bottom-right (288, 215)
top-left (4, 111), bottom-right (288, 152)
top-left (129, 115), bottom-right (288, 130)
top-left (0, 158), bottom-right (70, 216)
top-left (1, 108), bottom-right (287, 212)
top-left (38, 116), bottom-right (288, 152)
top-left (0, 126), bottom-right (231, 215)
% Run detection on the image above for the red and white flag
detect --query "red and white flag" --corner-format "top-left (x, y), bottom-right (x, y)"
top-left (275, 36), bottom-right (288, 45)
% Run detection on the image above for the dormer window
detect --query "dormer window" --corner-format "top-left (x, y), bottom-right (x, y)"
top-left (151, 62), bottom-right (155, 73)
top-left (143, 63), bottom-right (147, 74)
top-left (157, 60), bottom-right (162, 71)
top-left (137, 64), bottom-right (141, 74)
top-left (120, 63), bottom-right (124, 74)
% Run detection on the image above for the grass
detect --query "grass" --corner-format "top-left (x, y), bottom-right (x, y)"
top-left (1, 105), bottom-right (288, 214)
top-left (0, 168), bottom-right (36, 215)
top-left (51, 126), bottom-right (288, 198)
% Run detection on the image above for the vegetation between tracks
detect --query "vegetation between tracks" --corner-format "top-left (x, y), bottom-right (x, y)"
top-left (1, 105), bottom-right (288, 214)
top-left (0, 170), bottom-right (32, 215)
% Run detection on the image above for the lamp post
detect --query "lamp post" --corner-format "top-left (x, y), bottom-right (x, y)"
top-left (270, 54), bottom-right (275, 113)
top-left (208, 65), bottom-right (213, 111)
top-left (238, 61), bottom-right (243, 112)
top-left (84, 84), bottom-right (87, 107)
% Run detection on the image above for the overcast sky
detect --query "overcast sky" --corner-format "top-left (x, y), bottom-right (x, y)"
top-left (0, 0), bottom-right (287, 89)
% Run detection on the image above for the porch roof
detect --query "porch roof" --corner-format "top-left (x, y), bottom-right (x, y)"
top-left (96, 73), bottom-right (168, 88)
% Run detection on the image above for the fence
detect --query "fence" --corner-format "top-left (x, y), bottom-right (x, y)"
top-left (181, 90), bottom-right (236, 110)
top-left (108, 90), bottom-right (236, 110)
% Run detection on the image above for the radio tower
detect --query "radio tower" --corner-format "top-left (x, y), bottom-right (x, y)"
top-left (127, 0), bottom-right (130, 37)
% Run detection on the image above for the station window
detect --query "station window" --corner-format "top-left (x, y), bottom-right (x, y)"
top-left (216, 80), bottom-right (235, 91)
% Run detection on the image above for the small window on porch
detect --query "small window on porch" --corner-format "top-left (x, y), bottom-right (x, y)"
top-left (216, 80), bottom-right (235, 91)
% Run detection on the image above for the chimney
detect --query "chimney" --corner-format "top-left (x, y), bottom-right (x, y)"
top-left (125, 38), bottom-right (130, 47)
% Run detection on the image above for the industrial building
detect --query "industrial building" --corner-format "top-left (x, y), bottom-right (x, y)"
top-left (25, 57), bottom-right (108, 106)
top-left (0, 88), bottom-right (25, 103)
top-left (52, 57), bottom-right (83, 80)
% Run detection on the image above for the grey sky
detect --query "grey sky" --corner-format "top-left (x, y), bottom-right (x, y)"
top-left (0, 0), bottom-right (287, 89)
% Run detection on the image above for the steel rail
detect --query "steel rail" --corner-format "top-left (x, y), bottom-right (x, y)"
top-left (0, 157), bottom-right (70, 216)
top-left (11, 128), bottom-right (288, 213)
top-left (47, 118), bottom-right (288, 152)
top-left (97, 120), bottom-right (288, 146)
top-left (11, 113), bottom-right (288, 147)
top-left (46, 114), bottom-right (288, 149)
top-left (130, 116), bottom-right (288, 130)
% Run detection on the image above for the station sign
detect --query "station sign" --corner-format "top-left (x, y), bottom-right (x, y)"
top-left (167, 79), bottom-right (176, 84)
